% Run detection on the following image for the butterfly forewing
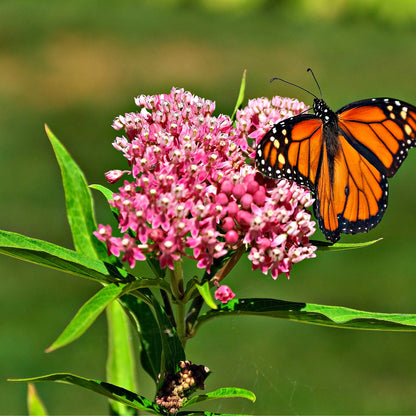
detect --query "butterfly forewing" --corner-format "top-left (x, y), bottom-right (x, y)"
top-left (255, 114), bottom-right (323, 190)
top-left (337, 98), bottom-right (416, 176)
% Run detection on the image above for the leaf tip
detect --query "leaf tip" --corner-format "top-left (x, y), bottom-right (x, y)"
top-left (44, 345), bottom-right (55, 354)
top-left (44, 124), bottom-right (52, 137)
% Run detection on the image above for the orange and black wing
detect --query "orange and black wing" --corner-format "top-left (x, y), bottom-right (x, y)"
top-left (255, 114), bottom-right (324, 190)
top-left (314, 133), bottom-right (389, 242)
top-left (256, 97), bottom-right (416, 243)
top-left (322, 97), bottom-right (416, 241)
top-left (337, 97), bottom-right (416, 177)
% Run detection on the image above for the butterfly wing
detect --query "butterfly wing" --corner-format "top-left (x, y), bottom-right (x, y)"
top-left (255, 113), bottom-right (362, 243)
top-left (315, 133), bottom-right (389, 242)
top-left (256, 97), bottom-right (416, 243)
top-left (337, 97), bottom-right (416, 177)
top-left (255, 114), bottom-right (324, 190)
top-left (325, 98), bottom-right (416, 239)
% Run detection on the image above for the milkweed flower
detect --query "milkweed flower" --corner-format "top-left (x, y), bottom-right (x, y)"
top-left (94, 87), bottom-right (316, 278)
top-left (215, 285), bottom-right (235, 304)
top-left (235, 96), bottom-right (309, 156)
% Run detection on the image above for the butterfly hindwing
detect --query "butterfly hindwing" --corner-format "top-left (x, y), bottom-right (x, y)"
top-left (315, 133), bottom-right (389, 242)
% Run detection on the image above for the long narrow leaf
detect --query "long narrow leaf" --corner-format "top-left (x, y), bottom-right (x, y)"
top-left (46, 284), bottom-right (125, 352)
top-left (120, 295), bottom-right (162, 383)
top-left (0, 229), bottom-right (131, 284)
top-left (194, 298), bottom-right (416, 332)
top-left (231, 70), bottom-right (246, 121)
top-left (313, 238), bottom-right (382, 251)
top-left (106, 301), bottom-right (137, 416)
top-left (90, 183), bottom-right (122, 223)
top-left (45, 276), bottom-right (171, 352)
top-left (153, 299), bottom-right (186, 376)
top-left (10, 373), bottom-right (162, 414)
top-left (90, 184), bottom-right (114, 202)
top-left (27, 384), bottom-right (49, 416)
top-left (45, 125), bottom-right (107, 260)
top-left (182, 387), bottom-right (256, 409)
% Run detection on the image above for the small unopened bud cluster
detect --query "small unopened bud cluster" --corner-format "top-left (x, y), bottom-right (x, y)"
top-left (155, 360), bottom-right (210, 413)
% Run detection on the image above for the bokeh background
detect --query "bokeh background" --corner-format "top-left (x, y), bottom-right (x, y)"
top-left (2, 0), bottom-right (416, 414)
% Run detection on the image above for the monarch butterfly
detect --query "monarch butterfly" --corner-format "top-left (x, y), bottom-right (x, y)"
top-left (255, 70), bottom-right (416, 243)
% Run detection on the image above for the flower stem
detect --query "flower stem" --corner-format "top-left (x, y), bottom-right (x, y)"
top-left (169, 258), bottom-right (184, 301)
top-left (175, 301), bottom-right (187, 347)
top-left (169, 259), bottom-right (187, 346)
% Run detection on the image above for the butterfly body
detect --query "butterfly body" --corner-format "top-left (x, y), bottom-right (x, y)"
top-left (256, 96), bottom-right (416, 242)
top-left (313, 98), bottom-right (340, 184)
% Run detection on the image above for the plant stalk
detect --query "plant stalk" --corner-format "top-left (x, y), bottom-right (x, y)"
top-left (169, 258), bottom-right (187, 346)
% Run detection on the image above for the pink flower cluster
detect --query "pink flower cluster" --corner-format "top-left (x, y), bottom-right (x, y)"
top-left (95, 87), bottom-right (316, 279)
top-left (235, 96), bottom-right (308, 152)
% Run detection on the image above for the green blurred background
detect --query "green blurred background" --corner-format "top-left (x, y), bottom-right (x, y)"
top-left (2, 0), bottom-right (416, 414)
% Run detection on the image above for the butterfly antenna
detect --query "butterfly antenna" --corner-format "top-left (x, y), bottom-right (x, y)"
top-left (307, 68), bottom-right (323, 98)
top-left (270, 76), bottom-right (319, 100)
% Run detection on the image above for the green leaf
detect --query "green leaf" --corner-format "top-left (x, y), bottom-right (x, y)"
top-left (90, 184), bottom-right (114, 202)
top-left (10, 373), bottom-right (162, 415)
top-left (0, 229), bottom-right (132, 284)
top-left (46, 284), bottom-right (125, 352)
top-left (194, 298), bottom-right (416, 332)
top-left (153, 299), bottom-right (186, 376)
top-left (124, 278), bottom-right (171, 295)
top-left (182, 387), bottom-right (256, 409)
top-left (90, 183), bottom-right (121, 218)
top-left (313, 238), bottom-right (382, 251)
top-left (45, 125), bottom-right (107, 260)
top-left (120, 295), bottom-right (162, 383)
top-left (106, 301), bottom-right (137, 416)
top-left (196, 282), bottom-right (217, 309)
top-left (231, 70), bottom-right (246, 121)
top-left (27, 383), bottom-right (49, 416)
top-left (45, 277), bottom-right (171, 352)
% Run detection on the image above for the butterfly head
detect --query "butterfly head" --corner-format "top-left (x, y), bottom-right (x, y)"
top-left (313, 98), bottom-right (337, 126)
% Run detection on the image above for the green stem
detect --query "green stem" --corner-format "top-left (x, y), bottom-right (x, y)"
top-left (169, 259), bottom-right (186, 346)
top-left (175, 301), bottom-right (186, 347)
top-left (169, 258), bottom-right (184, 301)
